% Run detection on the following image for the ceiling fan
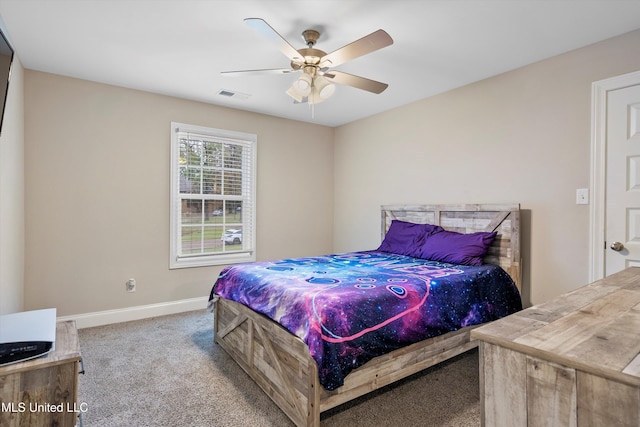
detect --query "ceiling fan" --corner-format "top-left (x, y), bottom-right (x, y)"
top-left (222, 18), bottom-right (393, 105)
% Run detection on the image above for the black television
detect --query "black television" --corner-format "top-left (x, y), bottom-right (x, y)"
top-left (0, 25), bottom-right (14, 136)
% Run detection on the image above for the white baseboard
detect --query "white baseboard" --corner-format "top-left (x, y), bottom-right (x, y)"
top-left (57, 296), bottom-right (210, 329)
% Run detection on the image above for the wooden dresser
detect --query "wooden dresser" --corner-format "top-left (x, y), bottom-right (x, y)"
top-left (0, 321), bottom-right (82, 427)
top-left (472, 267), bottom-right (640, 427)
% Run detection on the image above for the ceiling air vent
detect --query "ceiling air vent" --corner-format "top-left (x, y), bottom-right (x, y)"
top-left (217, 89), bottom-right (250, 100)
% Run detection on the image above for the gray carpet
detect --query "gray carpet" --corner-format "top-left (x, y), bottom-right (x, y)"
top-left (77, 309), bottom-right (480, 426)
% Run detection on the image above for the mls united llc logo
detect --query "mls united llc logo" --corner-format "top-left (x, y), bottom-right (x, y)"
top-left (1, 401), bottom-right (88, 413)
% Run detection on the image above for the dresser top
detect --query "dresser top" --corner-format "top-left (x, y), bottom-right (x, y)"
top-left (472, 267), bottom-right (640, 386)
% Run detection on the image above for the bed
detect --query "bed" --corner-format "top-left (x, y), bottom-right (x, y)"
top-left (209, 204), bottom-right (522, 426)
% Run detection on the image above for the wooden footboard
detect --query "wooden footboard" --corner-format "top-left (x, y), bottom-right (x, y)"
top-left (214, 296), bottom-right (479, 427)
top-left (214, 296), bottom-right (320, 427)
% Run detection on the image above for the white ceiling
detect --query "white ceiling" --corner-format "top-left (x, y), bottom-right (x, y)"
top-left (1, 0), bottom-right (640, 127)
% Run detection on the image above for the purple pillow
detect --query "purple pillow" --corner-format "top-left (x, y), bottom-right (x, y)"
top-left (414, 230), bottom-right (497, 266)
top-left (378, 220), bottom-right (443, 256)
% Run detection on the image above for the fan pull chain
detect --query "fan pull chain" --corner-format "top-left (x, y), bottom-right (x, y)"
top-left (309, 93), bottom-right (315, 119)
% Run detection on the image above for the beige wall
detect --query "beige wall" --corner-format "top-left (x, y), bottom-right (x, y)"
top-left (24, 72), bottom-right (334, 316)
top-left (20, 28), bottom-right (640, 317)
top-left (0, 56), bottom-right (24, 315)
top-left (334, 29), bottom-right (640, 307)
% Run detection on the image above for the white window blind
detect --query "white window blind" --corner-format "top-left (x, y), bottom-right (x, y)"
top-left (170, 122), bottom-right (256, 268)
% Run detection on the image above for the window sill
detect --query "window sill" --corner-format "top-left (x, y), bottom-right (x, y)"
top-left (170, 251), bottom-right (255, 269)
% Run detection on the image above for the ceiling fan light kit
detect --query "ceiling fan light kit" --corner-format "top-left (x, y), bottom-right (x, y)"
top-left (286, 86), bottom-right (304, 102)
top-left (287, 66), bottom-right (336, 105)
top-left (314, 76), bottom-right (335, 99)
top-left (292, 72), bottom-right (312, 95)
top-left (223, 18), bottom-right (393, 112)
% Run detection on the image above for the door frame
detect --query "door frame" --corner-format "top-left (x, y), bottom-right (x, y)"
top-left (590, 70), bottom-right (640, 281)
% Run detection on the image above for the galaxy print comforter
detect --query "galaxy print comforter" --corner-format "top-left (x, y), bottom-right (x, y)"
top-left (210, 250), bottom-right (522, 390)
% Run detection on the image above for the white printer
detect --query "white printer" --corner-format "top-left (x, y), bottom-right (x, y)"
top-left (0, 308), bottom-right (57, 365)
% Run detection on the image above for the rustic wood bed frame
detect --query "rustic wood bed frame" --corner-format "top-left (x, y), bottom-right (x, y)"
top-left (212, 203), bottom-right (521, 427)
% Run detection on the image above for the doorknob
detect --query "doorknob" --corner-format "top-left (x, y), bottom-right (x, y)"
top-left (610, 241), bottom-right (624, 251)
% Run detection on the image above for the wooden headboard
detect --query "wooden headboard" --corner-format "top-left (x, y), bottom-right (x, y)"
top-left (381, 203), bottom-right (521, 291)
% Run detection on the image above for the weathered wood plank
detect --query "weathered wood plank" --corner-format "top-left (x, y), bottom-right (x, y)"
top-left (577, 371), bottom-right (640, 427)
top-left (480, 343), bottom-right (527, 427)
top-left (472, 312), bottom-right (547, 344)
top-left (565, 311), bottom-right (640, 374)
top-left (526, 357), bottom-right (576, 427)
top-left (0, 373), bottom-right (20, 427)
top-left (216, 312), bottom-right (248, 339)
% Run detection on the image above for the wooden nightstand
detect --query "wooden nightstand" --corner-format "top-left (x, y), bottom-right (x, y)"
top-left (0, 321), bottom-right (82, 427)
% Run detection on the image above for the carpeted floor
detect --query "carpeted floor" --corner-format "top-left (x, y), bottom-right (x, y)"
top-left (77, 309), bottom-right (480, 426)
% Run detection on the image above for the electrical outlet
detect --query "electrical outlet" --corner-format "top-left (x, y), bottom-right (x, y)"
top-left (576, 188), bottom-right (589, 205)
top-left (126, 278), bottom-right (136, 292)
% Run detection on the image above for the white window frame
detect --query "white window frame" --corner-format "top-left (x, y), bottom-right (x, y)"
top-left (170, 122), bottom-right (257, 268)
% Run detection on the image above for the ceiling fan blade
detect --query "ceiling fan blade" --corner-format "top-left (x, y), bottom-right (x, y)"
top-left (320, 29), bottom-right (393, 68)
top-left (222, 68), bottom-right (296, 76)
top-left (324, 71), bottom-right (389, 94)
top-left (244, 18), bottom-right (302, 63)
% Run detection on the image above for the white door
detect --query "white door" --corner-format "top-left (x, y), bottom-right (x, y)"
top-left (605, 84), bottom-right (640, 275)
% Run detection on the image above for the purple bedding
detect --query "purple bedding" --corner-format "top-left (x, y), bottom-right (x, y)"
top-left (210, 250), bottom-right (522, 390)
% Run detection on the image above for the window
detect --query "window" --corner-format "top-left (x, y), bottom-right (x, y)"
top-left (170, 122), bottom-right (256, 268)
